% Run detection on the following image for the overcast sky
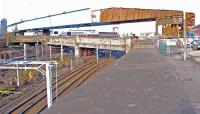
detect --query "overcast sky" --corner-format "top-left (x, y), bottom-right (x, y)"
top-left (0, 0), bottom-right (199, 35)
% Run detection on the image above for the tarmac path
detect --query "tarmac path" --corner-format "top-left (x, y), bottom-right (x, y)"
top-left (44, 48), bottom-right (198, 114)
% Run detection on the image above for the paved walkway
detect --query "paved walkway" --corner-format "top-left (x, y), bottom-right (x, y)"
top-left (168, 53), bottom-right (200, 114)
top-left (43, 48), bottom-right (199, 114)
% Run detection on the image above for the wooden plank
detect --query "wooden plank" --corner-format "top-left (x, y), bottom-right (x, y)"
top-left (150, 9), bottom-right (157, 18)
top-left (168, 11), bottom-right (174, 17)
top-left (141, 9), bottom-right (145, 19)
top-left (133, 8), bottom-right (139, 19)
top-left (100, 10), bottom-right (106, 22)
top-left (177, 11), bottom-right (183, 17)
top-left (119, 8), bottom-right (127, 21)
top-left (100, 7), bottom-right (194, 24)
top-left (186, 19), bottom-right (195, 26)
top-left (106, 8), bottom-right (113, 22)
top-left (171, 11), bottom-right (177, 17)
top-left (160, 10), bottom-right (169, 17)
top-left (153, 10), bottom-right (161, 18)
top-left (100, 11), bottom-right (103, 22)
top-left (138, 9), bottom-right (143, 19)
top-left (103, 10), bottom-right (107, 22)
top-left (186, 12), bottom-right (195, 19)
top-left (111, 8), bottom-right (119, 22)
top-left (131, 9), bottom-right (135, 20)
top-left (141, 9), bottom-right (147, 19)
top-left (165, 10), bottom-right (171, 17)
top-left (126, 8), bottom-right (134, 20)
top-left (146, 9), bottom-right (151, 19)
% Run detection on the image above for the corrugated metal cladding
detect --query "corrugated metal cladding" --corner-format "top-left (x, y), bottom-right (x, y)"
top-left (99, 7), bottom-right (195, 24)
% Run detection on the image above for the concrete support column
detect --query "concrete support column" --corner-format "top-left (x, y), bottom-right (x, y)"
top-left (74, 44), bottom-right (80, 57)
top-left (46, 63), bottom-right (52, 108)
top-left (155, 20), bottom-right (159, 37)
top-left (45, 43), bottom-right (48, 56)
top-left (83, 48), bottom-right (87, 56)
top-left (96, 45), bottom-right (99, 64)
top-left (35, 43), bottom-right (38, 60)
top-left (3, 51), bottom-right (6, 63)
top-left (49, 45), bottom-right (52, 60)
top-left (41, 44), bottom-right (44, 57)
top-left (70, 58), bottom-right (73, 70)
top-left (61, 42), bottom-right (63, 61)
top-left (124, 38), bottom-right (128, 54)
top-left (24, 44), bottom-right (27, 61)
top-left (16, 63), bottom-right (19, 87)
top-left (6, 37), bottom-right (9, 46)
top-left (9, 50), bottom-right (12, 60)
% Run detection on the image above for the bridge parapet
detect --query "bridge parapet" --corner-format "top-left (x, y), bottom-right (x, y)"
top-left (48, 36), bottom-right (132, 51)
top-left (11, 35), bottom-right (50, 43)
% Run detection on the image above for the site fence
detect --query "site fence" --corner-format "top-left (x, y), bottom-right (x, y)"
top-left (159, 39), bottom-right (183, 56)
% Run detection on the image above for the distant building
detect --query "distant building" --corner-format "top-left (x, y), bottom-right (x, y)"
top-left (0, 18), bottom-right (7, 37)
top-left (190, 24), bottom-right (200, 36)
top-left (13, 25), bottom-right (18, 32)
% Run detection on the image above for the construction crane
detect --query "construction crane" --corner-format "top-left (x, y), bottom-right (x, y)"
top-left (7, 8), bottom-right (90, 27)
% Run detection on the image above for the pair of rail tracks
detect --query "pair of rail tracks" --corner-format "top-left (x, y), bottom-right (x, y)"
top-left (0, 57), bottom-right (113, 114)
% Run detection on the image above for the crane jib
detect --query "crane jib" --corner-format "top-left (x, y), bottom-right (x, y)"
top-left (7, 8), bottom-right (90, 27)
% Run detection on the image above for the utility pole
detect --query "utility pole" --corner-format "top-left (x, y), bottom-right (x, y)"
top-left (183, 12), bottom-right (187, 61)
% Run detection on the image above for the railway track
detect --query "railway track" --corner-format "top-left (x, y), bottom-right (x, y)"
top-left (0, 57), bottom-right (98, 113)
top-left (0, 56), bottom-right (96, 110)
top-left (0, 57), bottom-right (112, 114)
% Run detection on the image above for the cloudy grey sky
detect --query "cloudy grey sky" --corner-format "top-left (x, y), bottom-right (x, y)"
top-left (0, 0), bottom-right (199, 35)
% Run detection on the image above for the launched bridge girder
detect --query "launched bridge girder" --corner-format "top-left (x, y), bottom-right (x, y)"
top-left (16, 7), bottom-right (195, 38)
top-left (99, 7), bottom-right (195, 38)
